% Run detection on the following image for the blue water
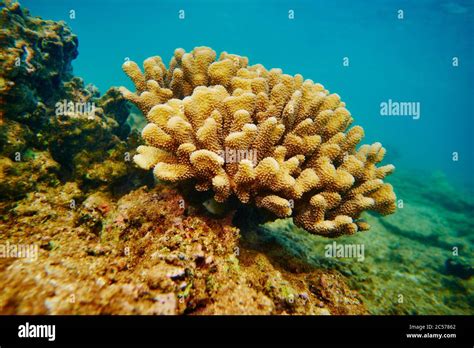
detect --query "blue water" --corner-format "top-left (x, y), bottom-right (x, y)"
top-left (22, 0), bottom-right (474, 187)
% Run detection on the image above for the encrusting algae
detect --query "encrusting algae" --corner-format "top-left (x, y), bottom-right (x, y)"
top-left (121, 47), bottom-right (396, 237)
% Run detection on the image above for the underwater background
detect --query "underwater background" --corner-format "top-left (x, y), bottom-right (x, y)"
top-left (4, 0), bottom-right (474, 314)
top-left (23, 0), bottom-right (474, 184)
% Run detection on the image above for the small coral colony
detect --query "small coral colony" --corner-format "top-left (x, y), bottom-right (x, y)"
top-left (121, 47), bottom-right (397, 237)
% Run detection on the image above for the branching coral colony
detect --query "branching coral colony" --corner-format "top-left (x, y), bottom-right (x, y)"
top-left (120, 47), bottom-right (396, 237)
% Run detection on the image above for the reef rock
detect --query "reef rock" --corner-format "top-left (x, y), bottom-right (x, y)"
top-left (0, 183), bottom-right (367, 315)
top-left (0, 1), bottom-right (147, 197)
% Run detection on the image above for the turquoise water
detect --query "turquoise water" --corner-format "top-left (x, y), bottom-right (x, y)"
top-left (22, 0), bottom-right (474, 186)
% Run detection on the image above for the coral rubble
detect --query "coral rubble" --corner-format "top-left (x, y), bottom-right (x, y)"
top-left (121, 47), bottom-right (396, 237)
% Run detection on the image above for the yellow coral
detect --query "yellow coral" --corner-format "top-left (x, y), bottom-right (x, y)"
top-left (121, 47), bottom-right (396, 237)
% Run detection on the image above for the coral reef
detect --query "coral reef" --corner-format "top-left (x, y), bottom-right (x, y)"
top-left (1, 0), bottom-right (471, 317)
top-left (0, 2), bottom-right (370, 315)
top-left (121, 47), bottom-right (396, 237)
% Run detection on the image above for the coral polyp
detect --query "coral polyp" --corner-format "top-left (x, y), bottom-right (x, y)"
top-left (120, 47), bottom-right (396, 237)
